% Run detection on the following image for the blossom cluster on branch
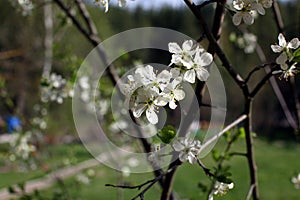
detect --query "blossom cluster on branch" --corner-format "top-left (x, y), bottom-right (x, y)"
top-left (121, 40), bottom-right (212, 124)
top-left (232, 0), bottom-right (273, 26)
top-left (271, 33), bottom-right (300, 80)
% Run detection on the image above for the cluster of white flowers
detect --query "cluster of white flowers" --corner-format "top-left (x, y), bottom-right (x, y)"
top-left (41, 73), bottom-right (71, 104)
top-left (94, 0), bottom-right (133, 12)
top-left (232, 0), bottom-right (273, 26)
top-left (171, 137), bottom-right (201, 164)
top-left (208, 181), bottom-right (234, 200)
top-left (77, 75), bottom-right (109, 115)
top-left (10, 0), bottom-right (34, 16)
top-left (230, 32), bottom-right (257, 54)
top-left (9, 131), bottom-right (36, 160)
top-left (291, 173), bottom-right (300, 189)
top-left (169, 40), bottom-right (212, 83)
top-left (121, 40), bottom-right (212, 124)
top-left (271, 33), bottom-right (300, 80)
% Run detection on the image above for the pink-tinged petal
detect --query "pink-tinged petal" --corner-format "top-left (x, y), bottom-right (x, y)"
top-left (232, 13), bottom-right (242, 26)
top-left (146, 106), bottom-right (158, 124)
top-left (182, 40), bottom-right (194, 51)
top-left (278, 33), bottom-right (286, 47)
top-left (271, 44), bottom-right (283, 53)
top-left (287, 38), bottom-right (300, 49)
top-left (183, 70), bottom-right (196, 83)
top-left (168, 42), bottom-right (182, 54)
top-left (243, 12), bottom-right (254, 25)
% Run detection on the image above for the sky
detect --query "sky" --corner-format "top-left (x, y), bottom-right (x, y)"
top-left (104, 0), bottom-right (296, 10)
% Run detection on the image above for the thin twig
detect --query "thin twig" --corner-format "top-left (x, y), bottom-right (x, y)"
top-left (246, 184), bottom-right (256, 200)
top-left (250, 70), bottom-right (274, 97)
top-left (200, 114), bottom-right (247, 151)
top-left (197, 158), bottom-right (215, 178)
top-left (245, 63), bottom-right (275, 83)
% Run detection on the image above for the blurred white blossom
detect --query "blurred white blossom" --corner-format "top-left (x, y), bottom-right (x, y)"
top-left (208, 181), bottom-right (234, 200)
top-left (291, 173), bottom-right (300, 189)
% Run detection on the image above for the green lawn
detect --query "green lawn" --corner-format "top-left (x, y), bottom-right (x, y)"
top-left (1, 138), bottom-right (300, 199)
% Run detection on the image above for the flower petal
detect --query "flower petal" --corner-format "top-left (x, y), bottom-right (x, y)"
top-left (154, 96), bottom-right (169, 106)
top-left (169, 100), bottom-right (177, 109)
top-left (287, 38), bottom-right (300, 49)
top-left (146, 106), bottom-right (158, 124)
top-left (174, 89), bottom-right (185, 101)
top-left (183, 70), bottom-right (196, 83)
top-left (172, 140), bottom-right (185, 152)
top-left (243, 12), bottom-right (254, 25)
top-left (196, 67), bottom-right (210, 81)
top-left (232, 13), bottom-right (242, 26)
top-left (278, 33), bottom-right (286, 47)
top-left (182, 40), bottom-right (193, 51)
top-left (276, 53), bottom-right (287, 65)
top-left (133, 104), bottom-right (146, 118)
top-left (196, 52), bottom-right (213, 66)
top-left (168, 42), bottom-right (182, 54)
top-left (271, 45), bottom-right (283, 53)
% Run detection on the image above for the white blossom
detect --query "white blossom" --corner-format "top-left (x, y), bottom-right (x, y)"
top-left (76, 173), bottom-right (90, 185)
top-left (168, 40), bottom-right (212, 83)
top-left (132, 88), bottom-right (163, 124)
top-left (183, 51), bottom-right (211, 83)
top-left (172, 137), bottom-right (201, 164)
top-left (41, 73), bottom-right (69, 104)
top-left (208, 181), bottom-right (234, 199)
top-left (271, 33), bottom-right (300, 54)
top-left (271, 34), bottom-right (300, 79)
top-left (94, 0), bottom-right (134, 12)
top-left (169, 40), bottom-right (197, 68)
top-left (291, 173), bottom-right (300, 189)
top-left (160, 77), bottom-right (185, 109)
top-left (232, 0), bottom-right (272, 26)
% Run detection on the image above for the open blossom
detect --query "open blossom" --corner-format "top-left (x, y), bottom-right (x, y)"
top-left (291, 173), bottom-right (300, 189)
top-left (132, 88), bottom-right (165, 125)
top-left (160, 77), bottom-right (185, 109)
top-left (169, 40), bottom-right (197, 68)
top-left (208, 181), bottom-right (234, 200)
top-left (271, 33), bottom-right (300, 55)
top-left (172, 137), bottom-right (201, 164)
top-left (232, 0), bottom-right (273, 26)
top-left (94, 0), bottom-right (133, 12)
top-left (183, 51), bottom-right (212, 83)
top-left (168, 40), bottom-right (212, 83)
top-left (271, 34), bottom-right (300, 79)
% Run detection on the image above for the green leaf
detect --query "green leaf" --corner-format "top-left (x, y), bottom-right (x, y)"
top-left (212, 150), bottom-right (220, 162)
top-left (157, 125), bottom-right (177, 144)
top-left (216, 175), bottom-right (233, 184)
top-left (293, 47), bottom-right (300, 57)
top-left (293, 56), bottom-right (300, 63)
top-left (238, 127), bottom-right (246, 139)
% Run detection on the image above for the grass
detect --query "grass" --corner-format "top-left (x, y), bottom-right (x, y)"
top-left (1, 138), bottom-right (300, 199)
